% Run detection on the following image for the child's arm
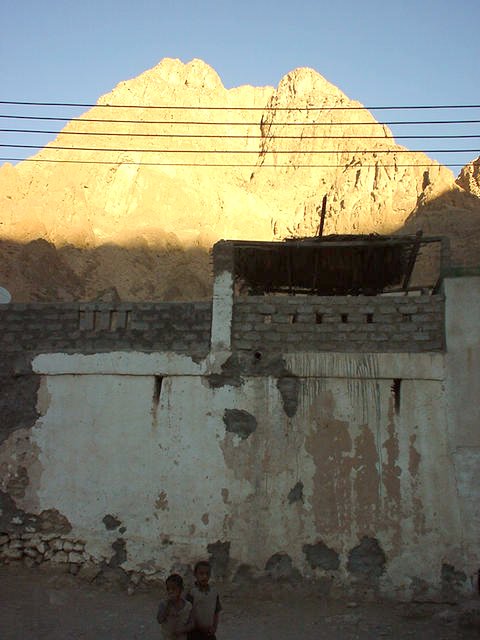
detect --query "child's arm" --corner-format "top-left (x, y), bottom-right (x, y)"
top-left (212, 612), bottom-right (220, 634)
top-left (156, 600), bottom-right (170, 624)
top-left (175, 611), bottom-right (195, 636)
top-left (212, 593), bottom-right (222, 633)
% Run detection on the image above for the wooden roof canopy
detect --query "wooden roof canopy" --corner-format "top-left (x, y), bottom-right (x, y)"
top-left (226, 232), bottom-right (446, 296)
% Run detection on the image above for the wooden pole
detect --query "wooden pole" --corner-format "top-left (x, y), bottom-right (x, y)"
top-left (318, 195), bottom-right (327, 237)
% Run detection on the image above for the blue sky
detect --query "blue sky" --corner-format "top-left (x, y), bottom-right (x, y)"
top-left (1, 0), bottom-right (479, 173)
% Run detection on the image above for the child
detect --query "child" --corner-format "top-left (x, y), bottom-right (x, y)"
top-left (186, 561), bottom-right (222, 639)
top-left (157, 573), bottom-right (193, 639)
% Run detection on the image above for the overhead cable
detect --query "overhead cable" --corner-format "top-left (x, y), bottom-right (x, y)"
top-left (2, 144), bottom-right (478, 154)
top-left (1, 100), bottom-right (480, 111)
top-left (0, 156), bottom-right (465, 168)
top-left (2, 127), bottom-right (480, 141)
top-left (1, 114), bottom-right (479, 126)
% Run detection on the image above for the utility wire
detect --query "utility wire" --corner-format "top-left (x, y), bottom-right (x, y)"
top-left (1, 100), bottom-right (480, 110)
top-left (2, 144), bottom-right (478, 154)
top-left (0, 156), bottom-right (465, 168)
top-left (1, 114), bottom-right (480, 126)
top-left (2, 128), bottom-right (480, 141)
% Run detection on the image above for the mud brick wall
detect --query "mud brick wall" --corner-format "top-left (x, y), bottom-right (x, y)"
top-left (232, 294), bottom-right (445, 353)
top-left (0, 302), bottom-right (212, 356)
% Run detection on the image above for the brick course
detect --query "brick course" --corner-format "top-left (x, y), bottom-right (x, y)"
top-left (232, 295), bottom-right (444, 353)
top-left (0, 302), bottom-right (212, 357)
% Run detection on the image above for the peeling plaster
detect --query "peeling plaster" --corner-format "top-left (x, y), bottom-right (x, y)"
top-left (207, 540), bottom-right (230, 578)
top-left (347, 537), bottom-right (386, 581)
top-left (287, 481), bottom-right (304, 504)
top-left (155, 491), bottom-right (169, 511)
top-left (303, 541), bottom-right (340, 570)
top-left (223, 409), bottom-right (257, 440)
top-left (0, 428), bottom-right (43, 512)
top-left (0, 368), bottom-right (40, 445)
top-left (103, 514), bottom-right (121, 530)
top-left (277, 377), bottom-right (300, 418)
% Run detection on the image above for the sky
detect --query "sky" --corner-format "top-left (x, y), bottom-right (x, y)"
top-left (1, 0), bottom-right (479, 174)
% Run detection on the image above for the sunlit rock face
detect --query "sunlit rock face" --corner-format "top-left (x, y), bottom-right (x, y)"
top-left (0, 58), bottom-right (478, 301)
top-left (456, 156), bottom-right (480, 198)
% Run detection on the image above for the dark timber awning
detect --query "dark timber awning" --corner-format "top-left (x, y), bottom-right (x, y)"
top-left (218, 233), bottom-right (447, 295)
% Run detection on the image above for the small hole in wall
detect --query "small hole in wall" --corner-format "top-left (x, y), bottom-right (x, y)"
top-left (94, 310), bottom-right (101, 329)
top-left (402, 313), bottom-right (412, 323)
top-left (366, 313), bottom-right (374, 323)
top-left (315, 312), bottom-right (323, 324)
top-left (153, 376), bottom-right (163, 406)
top-left (254, 351), bottom-right (262, 361)
top-left (288, 313), bottom-right (297, 324)
top-left (391, 378), bottom-right (401, 414)
top-left (341, 313), bottom-right (349, 323)
top-left (109, 310), bottom-right (118, 330)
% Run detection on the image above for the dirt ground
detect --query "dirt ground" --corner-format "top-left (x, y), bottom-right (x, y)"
top-left (1, 565), bottom-right (479, 640)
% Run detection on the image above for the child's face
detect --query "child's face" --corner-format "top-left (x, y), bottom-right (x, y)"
top-left (166, 582), bottom-right (182, 601)
top-left (195, 565), bottom-right (211, 587)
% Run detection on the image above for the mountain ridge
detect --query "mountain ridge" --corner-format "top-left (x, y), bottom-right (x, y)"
top-left (0, 58), bottom-right (478, 301)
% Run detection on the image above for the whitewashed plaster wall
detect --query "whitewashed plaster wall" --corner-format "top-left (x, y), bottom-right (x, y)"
top-left (15, 348), bottom-right (466, 598)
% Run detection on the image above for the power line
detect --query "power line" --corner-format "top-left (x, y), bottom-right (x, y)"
top-left (1, 100), bottom-right (480, 111)
top-left (2, 144), bottom-right (478, 154)
top-left (0, 156), bottom-right (465, 168)
top-left (1, 114), bottom-right (480, 126)
top-left (2, 127), bottom-right (480, 141)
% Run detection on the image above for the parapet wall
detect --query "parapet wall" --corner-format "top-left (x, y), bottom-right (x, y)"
top-left (0, 302), bottom-right (212, 356)
top-left (0, 295), bottom-right (445, 356)
top-left (232, 294), bottom-right (445, 352)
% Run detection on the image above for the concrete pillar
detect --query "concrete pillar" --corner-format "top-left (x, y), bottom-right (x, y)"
top-left (210, 241), bottom-right (235, 354)
top-left (444, 275), bottom-right (480, 575)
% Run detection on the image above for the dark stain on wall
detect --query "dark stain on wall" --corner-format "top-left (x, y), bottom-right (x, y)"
top-left (265, 552), bottom-right (301, 581)
top-left (303, 541), bottom-right (340, 570)
top-left (0, 490), bottom-right (72, 535)
top-left (206, 354), bottom-right (243, 388)
top-left (237, 352), bottom-right (291, 378)
top-left (265, 553), bottom-right (301, 580)
top-left (207, 540), bottom-right (230, 578)
top-left (287, 481), bottom-right (304, 504)
top-left (391, 378), bottom-right (402, 414)
top-left (109, 538), bottom-right (127, 567)
top-left (347, 536), bottom-right (386, 580)
top-left (6, 466), bottom-right (29, 499)
top-left (277, 376), bottom-right (300, 417)
top-left (223, 409), bottom-right (257, 440)
top-left (233, 563), bottom-right (255, 584)
top-left (0, 356), bottom-right (40, 445)
top-left (102, 514), bottom-right (122, 530)
top-left (207, 352), bottom-right (295, 388)
top-left (441, 563), bottom-right (467, 601)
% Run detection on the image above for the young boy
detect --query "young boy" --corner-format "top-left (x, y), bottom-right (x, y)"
top-left (186, 561), bottom-right (222, 639)
top-left (157, 573), bottom-right (193, 639)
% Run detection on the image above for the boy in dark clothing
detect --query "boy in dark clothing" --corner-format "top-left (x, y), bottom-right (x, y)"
top-left (186, 561), bottom-right (221, 639)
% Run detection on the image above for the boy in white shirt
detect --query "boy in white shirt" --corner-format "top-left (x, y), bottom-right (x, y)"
top-left (157, 573), bottom-right (194, 640)
top-left (186, 561), bottom-right (222, 639)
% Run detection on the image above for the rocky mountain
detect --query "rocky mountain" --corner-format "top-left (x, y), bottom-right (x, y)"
top-left (0, 58), bottom-right (478, 301)
top-left (456, 156), bottom-right (480, 198)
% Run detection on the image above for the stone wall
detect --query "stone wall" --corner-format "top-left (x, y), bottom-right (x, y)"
top-left (1, 277), bottom-right (478, 602)
top-left (0, 302), bottom-right (212, 356)
top-left (232, 294), bottom-right (444, 352)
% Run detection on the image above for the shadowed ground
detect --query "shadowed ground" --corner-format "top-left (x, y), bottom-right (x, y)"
top-left (0, 566), bottom-right (478, 639)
